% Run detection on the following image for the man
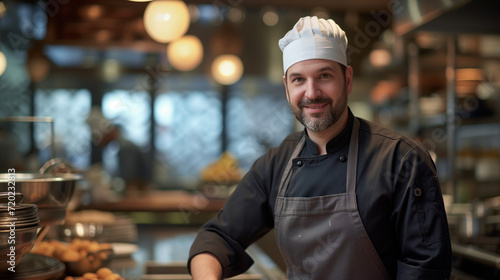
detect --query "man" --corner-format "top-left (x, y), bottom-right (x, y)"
top-left (87, 107), bottom-right (151, 192)
top-left (188, 16), bottom-right (451, 279)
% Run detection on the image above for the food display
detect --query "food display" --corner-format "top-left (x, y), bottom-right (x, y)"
top-left (31, 239), bottom-right (114, 276)
top-left (201, 152), bottom-right (243, 183)
top-left (64, 267), bottom-right (124, 280)
top-left (200, 152), bottom-right (243, 198)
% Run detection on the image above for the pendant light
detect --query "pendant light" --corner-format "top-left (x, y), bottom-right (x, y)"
top-left (167, 35), bottom-right (203, 71)
top-left (211, 54), bottom-right (243, 85)
top-left (143, 0), bottom-right (190, 43)
top-left (0, 51), bottom-right (6, 77)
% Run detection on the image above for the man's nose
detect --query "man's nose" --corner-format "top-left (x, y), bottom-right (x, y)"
top-left (305, 80), bottom-right (321, 99)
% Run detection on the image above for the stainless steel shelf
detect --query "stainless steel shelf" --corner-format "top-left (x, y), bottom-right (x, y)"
top-left (452, 242), bottom-right (500, 269)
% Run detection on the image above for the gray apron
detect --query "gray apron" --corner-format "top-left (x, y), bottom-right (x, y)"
top-left (274, 118), bottom-right (390, 279)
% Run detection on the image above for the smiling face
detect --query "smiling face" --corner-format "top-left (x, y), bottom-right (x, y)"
top-left (284, 59), bottom-right (353, 133)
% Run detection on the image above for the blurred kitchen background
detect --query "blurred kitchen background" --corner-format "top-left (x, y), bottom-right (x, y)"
top-left (1, 0), bottom-right (500, 279)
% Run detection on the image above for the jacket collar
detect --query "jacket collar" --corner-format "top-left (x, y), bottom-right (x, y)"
top-left (303, 107), bottom-right (354, 155)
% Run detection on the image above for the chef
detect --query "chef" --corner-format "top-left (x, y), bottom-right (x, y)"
top-left (188, 16), bottom-right (451, 279)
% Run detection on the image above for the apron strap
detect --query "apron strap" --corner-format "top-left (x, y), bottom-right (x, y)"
top-left (275, 135), bottom-right (305, 215)
top-left (277, 136), bottom-right (305, 199)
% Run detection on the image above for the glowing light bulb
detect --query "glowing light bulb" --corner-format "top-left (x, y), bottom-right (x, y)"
top-left (211, 54), bottom-right (243, 85)
top-left (143, 0), bottom-right (190, 43)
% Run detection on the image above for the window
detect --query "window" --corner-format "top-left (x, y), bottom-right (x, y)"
top-left (227, 79), bottom-right (293, 170)
top-left (155, 90), bottom-right (221, 183)
top-left (34, 89), bottom-right (91, 169)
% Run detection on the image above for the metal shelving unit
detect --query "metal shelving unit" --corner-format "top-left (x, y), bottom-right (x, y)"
top-left (395, 0), bottom-right (500, 203)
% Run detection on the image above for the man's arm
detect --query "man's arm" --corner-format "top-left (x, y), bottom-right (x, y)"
top-left (393, 147), bottom-right (452, 279)
top-left (188, 145), bottom-right (288, 278)
top-left (190, 252), bottom-right (222, 280)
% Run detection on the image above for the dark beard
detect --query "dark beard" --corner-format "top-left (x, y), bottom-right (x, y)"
top-left (290, 90), bottom-right (348, 132)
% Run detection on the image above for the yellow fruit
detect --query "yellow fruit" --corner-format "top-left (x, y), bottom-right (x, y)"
top-left (96, 267), bottom-right (113, 278)
top-left (61, 249), bottom-right (80, 262)
top-left (82, 272), bottom-right (98, 280)
top-left (88, 241), bottom-right (100, 253)
top-left (103, 273), bottom-right (121, 280)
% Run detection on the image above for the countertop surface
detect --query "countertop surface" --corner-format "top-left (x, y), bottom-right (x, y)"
top-left (107, 224), bottom-right (285, 280)
top-left (78, 190), bottom-right (226, 213)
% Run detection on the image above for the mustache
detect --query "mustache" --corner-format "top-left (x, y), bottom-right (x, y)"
top-left (298, 97), bottom-right (332, 107)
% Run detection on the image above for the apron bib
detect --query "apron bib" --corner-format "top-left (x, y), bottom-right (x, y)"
top-left (274, 118), bottom-right (390, 280)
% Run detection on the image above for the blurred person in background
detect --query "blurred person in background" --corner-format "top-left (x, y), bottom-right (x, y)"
top-left (86, 107), bottom-right (151, 194)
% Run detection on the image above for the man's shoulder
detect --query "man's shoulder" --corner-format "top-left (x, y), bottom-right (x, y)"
top-left (276, 131), bottom-right (303, 151)
top-left (357, 117), bottom-right (420, 150)
top-left (281, 131), bottom-right (303, 144)
top-left (258, 131), bottom-right (303, 163)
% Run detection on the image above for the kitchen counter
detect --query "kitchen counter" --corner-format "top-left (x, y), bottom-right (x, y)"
top-left (79, 190), bottom-right (226, 213)
top-left (106, 224), bottom-right (285, 280)
top-left (76, 189), bottom-right (288, 277)
top-left (74, 189), bottom-right (286, 278)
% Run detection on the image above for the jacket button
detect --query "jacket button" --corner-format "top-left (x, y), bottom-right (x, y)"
top-left (296, 161), bottom-right (303, 166)
top-left (414, 187), bottom-right (422, 197)
top-left (339, 155), bottom-right (346, 162)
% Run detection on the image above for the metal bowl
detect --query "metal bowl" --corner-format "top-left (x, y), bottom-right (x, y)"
top-left (0, 225), bottom-right (41, 272)
top-left (0, 173), bottom-right (83, 208)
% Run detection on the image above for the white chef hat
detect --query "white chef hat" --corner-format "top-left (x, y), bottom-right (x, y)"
top-left (279, 16), bottom-right (348, 74)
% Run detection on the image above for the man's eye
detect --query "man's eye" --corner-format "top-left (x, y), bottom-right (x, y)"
top-left (292, 78), bottom-right (304, 83)
top-left (320, 73), bottom-right (331, 79)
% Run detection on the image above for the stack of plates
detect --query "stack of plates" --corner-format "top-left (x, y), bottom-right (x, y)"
top-left (0, 203), bottom-right (41, 273)
top-left (0, 253), bottom-right (65, 280)
top-left (0, 203), bottom-right (40, 229)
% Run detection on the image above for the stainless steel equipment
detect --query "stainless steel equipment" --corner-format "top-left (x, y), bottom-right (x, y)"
top-left (0, 116), bottom-right (83, 277)
top-left (0, 173), bottom-right (82, 209)
top-left (0, 195), bottom-right (42, 273)
top-left (448, 196), bottom-right (500, 279)
top-left (0, 253), bottom-right (65, 279)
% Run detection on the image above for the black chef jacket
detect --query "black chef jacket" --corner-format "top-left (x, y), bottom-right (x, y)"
top-left (189, 109), bottom-right (452, 279)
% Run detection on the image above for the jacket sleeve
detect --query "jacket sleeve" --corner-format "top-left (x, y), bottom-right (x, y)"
top-left (188, 153), bottom-right (276, 278)
top-left (392, 146), bottom-right (452, 280)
